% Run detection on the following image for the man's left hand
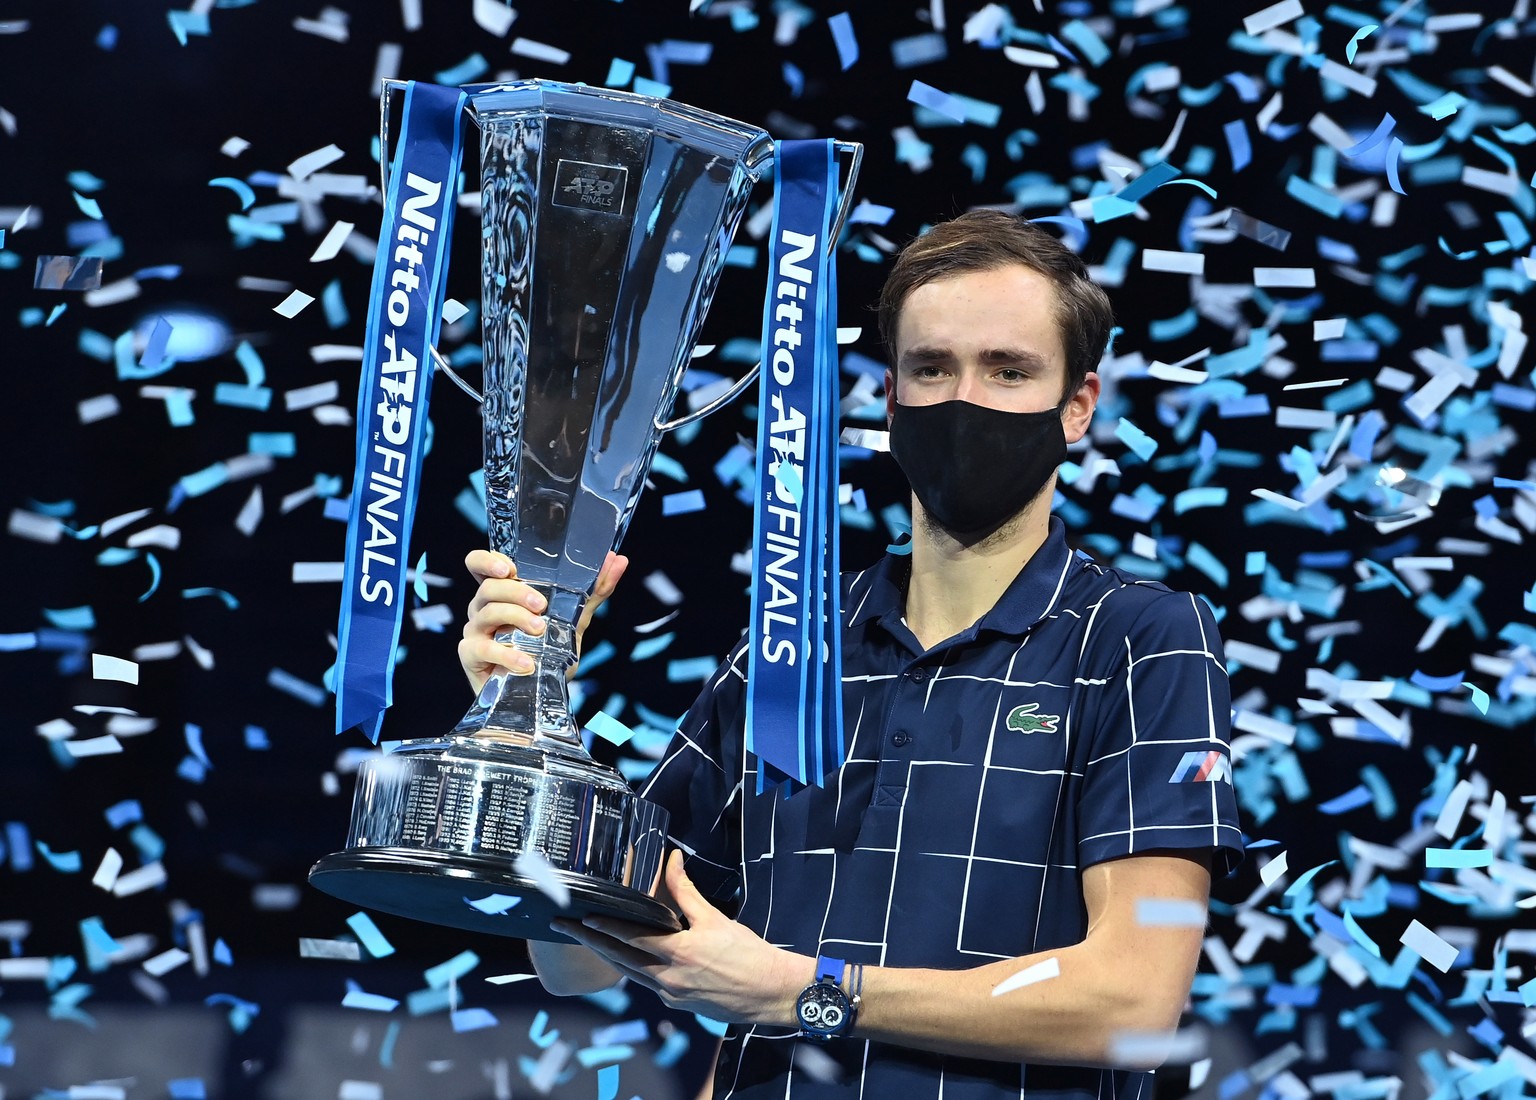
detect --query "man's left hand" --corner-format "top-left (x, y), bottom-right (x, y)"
top-left (551, 850), bottom-right (807, 1027)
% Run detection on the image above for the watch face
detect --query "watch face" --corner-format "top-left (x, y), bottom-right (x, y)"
top-left (796, 983), bottom-right (850, 1036)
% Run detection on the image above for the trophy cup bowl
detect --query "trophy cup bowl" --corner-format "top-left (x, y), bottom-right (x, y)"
top-left (309, 79), bottom-right (775, 942)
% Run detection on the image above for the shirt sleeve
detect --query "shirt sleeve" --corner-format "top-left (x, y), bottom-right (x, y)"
top-left (1078, 589), bottom-right (1245, 876)
top-left (635, 638), bottom-right (748, 909)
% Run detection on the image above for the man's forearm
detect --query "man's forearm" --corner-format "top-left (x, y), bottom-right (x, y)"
top-left (528, 938), bottom-right (624, 997)
top-left (846, 937), bottom-right (1189, 1070)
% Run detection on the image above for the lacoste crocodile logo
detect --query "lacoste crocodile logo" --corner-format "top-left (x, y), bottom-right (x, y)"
top-left (1006, 703), bottom-right (1060, 734)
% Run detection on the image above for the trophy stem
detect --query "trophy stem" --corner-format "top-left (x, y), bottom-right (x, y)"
top-left (452, 588), bottom-right (592, 760)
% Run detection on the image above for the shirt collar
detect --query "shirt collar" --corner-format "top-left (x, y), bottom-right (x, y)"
top-left (848, 516), bottom-right (1076, 643)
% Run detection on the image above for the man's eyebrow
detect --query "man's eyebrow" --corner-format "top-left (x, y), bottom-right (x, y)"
top-left (897, 346), bottom-right (952, 364)
top-left (978, 347), bottom-right (1051, 369)
top-left (897, 346), bottom-right (1052, 369)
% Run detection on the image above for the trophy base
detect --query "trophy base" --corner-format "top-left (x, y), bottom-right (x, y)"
top-left (310, 846), bottom-right (682, 942)
top-left (308, 736), bottom-right (679, 943)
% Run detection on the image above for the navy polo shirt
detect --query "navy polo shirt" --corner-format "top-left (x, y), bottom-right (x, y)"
top-left (639, 517), bottom-right (1243, 1099)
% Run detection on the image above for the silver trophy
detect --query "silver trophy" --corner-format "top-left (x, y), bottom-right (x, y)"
top-left (309, 79), bottom-right (859, 942)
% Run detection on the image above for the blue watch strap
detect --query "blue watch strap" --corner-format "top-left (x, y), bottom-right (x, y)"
top-left (815, 954), bottom-right (845, 984)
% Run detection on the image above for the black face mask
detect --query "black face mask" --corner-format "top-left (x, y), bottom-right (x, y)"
top-left (888, 399), bottom-right (1067, 536)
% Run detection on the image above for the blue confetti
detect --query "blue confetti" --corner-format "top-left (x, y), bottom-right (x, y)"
top-left (891, 32), bottom-right (946, 68)
top-left (342, 988), bottom-right (400, 1012)
top-left (347, 911), bottom-right (395, 958)
top-left (425, 949), bottom-right (479, 989)
top-left (1224, 120), bottom-right (1252, 172)
top-left (598, 1064), bottom-right (620, 1100)
top-left (661, 489), bottom-right (706, 515)
top-left (208, 176), bottom-right (256, 211)
top-left (907, 80), bottom-right (967, 123)
top-left (585, 710), bottom-right (637, 746)
top-left (1317, 786), bottom-right (1373, 814)
top-left (140, 316), bottom-right (174, 370)
top-left (604, 57), bottom-right (635, 87)
top-left (1115, 418), bottom-right (1159, 461)
top-left (1058, 20), bottom-right (1110, 67)
top-left (828, 12), bottom-right (857, 70)
top-left (451, 1007), bottom-right (499, 1032)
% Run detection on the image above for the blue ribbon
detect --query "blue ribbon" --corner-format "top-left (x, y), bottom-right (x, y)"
top-left (335, 81), bottom-right (467, 739)
top-left (746, 140), bottom-right (846, 788)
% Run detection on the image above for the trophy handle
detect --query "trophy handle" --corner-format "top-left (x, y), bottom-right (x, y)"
top-left (654, 139), bottom-right (866, 434)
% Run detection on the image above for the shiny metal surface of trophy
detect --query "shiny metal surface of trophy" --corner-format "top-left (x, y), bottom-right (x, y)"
top-left (310, 80), bottom-right (775, 941)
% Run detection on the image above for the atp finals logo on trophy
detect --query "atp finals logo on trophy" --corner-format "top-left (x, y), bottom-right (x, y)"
top-left (554, 159), bottom-right (628, 212)
top-left (310, 77), bottom-right (860, 941)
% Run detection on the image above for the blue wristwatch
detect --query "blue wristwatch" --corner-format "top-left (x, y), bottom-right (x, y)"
top-left (795, 954), bottom-right (860, 1040)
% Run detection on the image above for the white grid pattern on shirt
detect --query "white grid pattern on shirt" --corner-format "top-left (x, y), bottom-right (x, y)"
top-left (640, 542), bottom-right (1243, 1099)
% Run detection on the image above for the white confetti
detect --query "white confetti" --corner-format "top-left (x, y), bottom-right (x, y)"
top-left (92, 653), bottom-right (139, 684)
top-left (273, 290), bottom-right (316, 318)
top-left (514, 850), bottom-right (572, 909)
top-left (236, 486), bottom-right (263, 536)
top-left (466, 893), bottom-right (522, 914)
top-left (9, 509), bottom-right (64, 543)
top-left (125, 524), bottom-right (180, 549)
top-left (0, 957), bottom-right (53, 980)
top-left (1253, 267), bottom-right (1316, 288)
top-left (92, 847), bottom-right (123, 891)
top-left (1399, 919), bottom-right (1460, 972)
top-left (293, 562), bottom-right (345, 583)
top-left (1243, 0), bottom-right (1303, 36)
top-left (84, 277), bottom-right (141, 307)
top-left (1259, 849), bottom-right (1289, 887)
top-left (643, 571), bottom-right (684, 606)
top-left (1135, 897), bottom-right (1208, 926)
top-left (309, 220), bottom-right (355, 262)
top-left (299, 937), bottom-right (362, 960)
top-left (286, 381), bottom-right (340, 410)
top-left (64, 734), bottom-right (125, 758)
top-left (511, 37), bottom-right (570, 65)
top-left (288, 143), bottom-right (345, 181)
top-left (113, 861), bottom-right (167, 896)
top-left (79, 393), bottom-right (121, 423)
top-left (472, 0), bottom-right (516, 35)
top-left (35, 718), bottom-right (74, 740)
top-left (1142, 249), bottom-right (1205, 275)
top-left (991, 956), bottom-right (1059, 995)
top-left (1002, 45), bottom-right (1059, 68)
top-left (1108, 1026), bottom-right (1209, 1065)
top-left (142, 947), bottom-right (191, 977)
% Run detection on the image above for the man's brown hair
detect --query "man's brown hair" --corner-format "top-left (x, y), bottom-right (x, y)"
top-left (877, 209), bottom-right (1115, 402)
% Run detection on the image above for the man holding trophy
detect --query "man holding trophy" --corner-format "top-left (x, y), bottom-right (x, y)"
top-left (460, 207), bottom-right (1243, 1097)
top-left (312, 71), bottom-right (1238, 1100)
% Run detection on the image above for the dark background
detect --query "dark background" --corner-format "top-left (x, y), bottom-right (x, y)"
top-left (2, 1), bottom-right (1534, 1098)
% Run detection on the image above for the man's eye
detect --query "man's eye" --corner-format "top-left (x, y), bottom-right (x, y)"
top-left (997, 368), bottom-right (1026, 382)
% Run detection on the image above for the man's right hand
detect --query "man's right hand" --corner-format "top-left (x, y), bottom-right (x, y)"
top-left (458, 549), bottom-right (628, 694)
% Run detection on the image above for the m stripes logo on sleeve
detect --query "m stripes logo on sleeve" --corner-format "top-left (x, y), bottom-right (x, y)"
top-left (1168, 750), bottom-right (1232, 784)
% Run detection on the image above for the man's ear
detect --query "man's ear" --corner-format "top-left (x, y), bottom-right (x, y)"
top-left (885, 369), bottom-right (896, 427)
top-left (1063, 372), bottom-right (1100, 445)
